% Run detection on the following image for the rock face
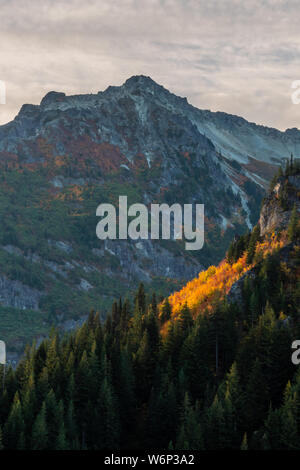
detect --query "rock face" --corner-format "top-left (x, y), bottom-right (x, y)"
top-left (227, 269), bottom-right (256, 306)
top-left (0, 75), bottom-right (299, 348)
top-left (259, 175), bottom-right (300, 236)
top-left (0, 274), bottom-right (42, 310)
top-left (228, 172), bottom-right (300, 306)
top-left (3, 75), bottom-right (299, 167)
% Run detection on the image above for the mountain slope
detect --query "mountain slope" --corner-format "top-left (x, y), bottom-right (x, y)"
top-left (163, 158), bottom-right (299, 325)
top-left (0, 75), bottom-right (299, 351)
top-left (0, 162), bottom-right (299, 450)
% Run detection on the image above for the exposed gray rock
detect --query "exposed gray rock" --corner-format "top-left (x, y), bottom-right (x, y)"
top-left (60, 314), bottom-right (88, 332)
top-left (1, 74), bottom-right (299, 347)
top-left (47, 239), bottom-right (73, 253)
top-left (79, 278), bottom-right (93, 291)
top-left (259, 175), bottom-right (300, 236)
top-left (3, 245), bottom-right (23, 256)
top-left (0, 274), bottom-right (42, 310)
top-left (96, 238), bottom-right (202, 282)
top-left (227, 269), bottom-right (256, 306)
top-left (44, 260), bottom-right (68, 278)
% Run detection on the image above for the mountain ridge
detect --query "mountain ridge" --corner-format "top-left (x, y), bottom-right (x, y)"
top-left (162, 159), bottom-right (299, 328)
top-left (0, 75), bottom-right (298, 352)
top-left (4, 74), bottom-right (299, 164)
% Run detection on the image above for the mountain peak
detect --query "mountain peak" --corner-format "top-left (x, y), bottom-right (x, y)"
top-left (40, 91), bottom-right (66, 107)
top-left (122, 75), bottom-right (168, 96)
top-left (124, 75), bottom-right (158, 87)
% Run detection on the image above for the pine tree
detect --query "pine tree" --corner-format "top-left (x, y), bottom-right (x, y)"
top-left (204, 395), bottom-right (228, 450)
top-left (280, 381), bottom-right (299, 449)
top-left (3, 392), bottom-right (25, 450)
top-left (135, 283), bottom-right (146, 314)
top-left (244, 358), bottom-right (270, 432)
top-left (147, 376), bottom-right (177, 448)
top-left (55, 422), bottom-right (68, 450)
top-left (66, 400), bottom-right (77, 449)
top-left (288, 204), bottom-right (299, 242)
top-left (22, 371), bottom-right (36, 435)
top-left (280, 408), bottom-right (299, 449)
top-left (120, 298), bottom-right (131, 337)
top-left (118, 351), bottom-right (136, 436)
top-left (151, 293), bottom-right (157, 315)
top-left (240, 433), bottom-right (248, 450)
top-left (45, 334), bottom-right (59, 383)
top-left (0, 426), bottom-right (3, 450)
top-left (160, 298), bottom-right (172, 323)
top-left (263, 406), bottom-right (282, 450)
top-left (31, 402), bottom-right (48, 450)
top-left (246, 225), bottom-right (260, 264)
top-left (179, 303), bottom-right (193, 333)
top-left (45, 389), bottom-right (61, 448)
top-left (96, 377), bottom-right (120, 449)
top-left (176, 393), bottom-right (203, 450)
top-left (135, 329), bottom-right (154, 401)
top-left (249, 290), bottom-right (260, 326)
top-left (36, 366), bottom-right (50, 403)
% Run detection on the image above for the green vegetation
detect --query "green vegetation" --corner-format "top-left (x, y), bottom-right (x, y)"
top-left (0, 166), bottom-right (190, 350)
top-left (288, 204), bottom-right (299, 242)
top-left (0, 159), bottom-right (298, 450)
top-left (0, 306), bottom-right (49, 352)
top-left (0, 219), bottom-right (299, 450)
top-left (0, 153), bottom-right (254, 351)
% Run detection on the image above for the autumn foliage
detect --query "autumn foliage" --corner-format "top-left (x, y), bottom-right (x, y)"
top-left (164, 230), bottom-right (285, 320)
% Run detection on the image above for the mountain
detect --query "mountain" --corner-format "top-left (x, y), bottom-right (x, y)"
top-left (0, 75), bottom-right (299, 352)
top-left (0, 161), bottom-right (299, 450)
top-left (164, 157), bottom-right (299, 323)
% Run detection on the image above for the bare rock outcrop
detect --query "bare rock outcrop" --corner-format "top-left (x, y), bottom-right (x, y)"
top-left (259, 175), bottom-right (300, 236)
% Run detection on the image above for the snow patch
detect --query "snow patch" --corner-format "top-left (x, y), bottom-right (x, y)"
top-left (132, 95), bottom-right (148, 126)
top-left (120, 164), bottom-right (130, 171)
top-left (219, 215), bottom-right (229, 230)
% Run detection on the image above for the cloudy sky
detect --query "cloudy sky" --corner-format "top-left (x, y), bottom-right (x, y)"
top-left (0, 0), bottom-right (299, 129)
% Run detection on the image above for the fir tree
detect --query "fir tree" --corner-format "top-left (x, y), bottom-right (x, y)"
top-left (288, 204), bottom-right (299, 242)
top-left (240, 433), bottom-right (248, 450)
top-left (31, 402), bottom-right (48, 450)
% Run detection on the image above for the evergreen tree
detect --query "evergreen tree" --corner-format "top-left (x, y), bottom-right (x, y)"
top-left (135, 283), bottom-right (146, 314)
top-left (244, 358), bottom-right (270, 432)
top-left (205, 396), bottom-right (228, 450)
top-left (176, 393), bottom-right (203, 450)
top-left (0, 426), bottom-right (3, 450)
top-left (55, 422), bottom-right (68, 450)
top-left (246, 225), bottom-right (260, 265)
top-left (288, 204), bottom-right (299, 242)
top-left (160, 298), bottom-right (172, 323)
top-left (240, 433), bottom-right (248, 450)
top-left (31, 402), bottom-right (48, 450)
top-left (3, 392), bottom-right (25, 450)
top-left (179, 303), bottom-right (193, 334)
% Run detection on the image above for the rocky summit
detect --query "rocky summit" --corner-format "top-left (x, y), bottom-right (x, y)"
top-left (0, 75), bottom-right (299, 351)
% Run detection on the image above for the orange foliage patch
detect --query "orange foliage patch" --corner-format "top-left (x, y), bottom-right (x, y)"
top-left (168, 256), bottom-right (249, 318)
top-left (165, 232), bottom-right (285, 320)
top-left (54, 155), bottom-right (66, 167)
top-left (65, 137), bottom-right (129, 174)
top-left (55, 185), bottom-right (84, 202)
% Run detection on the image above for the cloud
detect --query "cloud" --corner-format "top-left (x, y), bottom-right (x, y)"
top-left (0, 0), bottom-right (299, 130)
